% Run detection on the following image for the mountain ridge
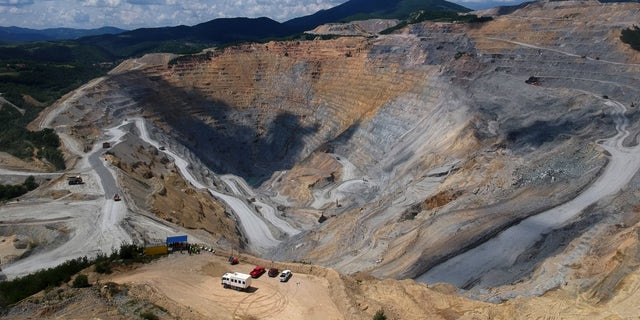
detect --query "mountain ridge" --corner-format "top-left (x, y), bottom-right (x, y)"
top-left (76, 0), bottom-right (470, 57)
top-left (0, 26), bottom-right (126, 43)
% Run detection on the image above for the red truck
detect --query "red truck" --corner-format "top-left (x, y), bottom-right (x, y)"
top-left (249, 266), bottom-right (265, 278)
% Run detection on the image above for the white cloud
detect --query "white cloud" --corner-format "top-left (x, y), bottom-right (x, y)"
top-left (72, 10), bottom-right (91, 23)
top-left (0, 1), bottom-right (353, 28)
top-left (126, 0), bottom-right (164, 5)
top-left (81, 0), bottom-right (121, 7)
top-left (0, 0), bottom-right (33, 6)
top-left (0, 0), bottom-right (525, 30)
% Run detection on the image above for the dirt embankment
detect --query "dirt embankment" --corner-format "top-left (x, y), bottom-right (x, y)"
top-left (0, 235), bottom-right (29, 268)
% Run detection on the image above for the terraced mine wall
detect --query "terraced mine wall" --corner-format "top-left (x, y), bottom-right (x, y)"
top-left (127, 37), bottom-right (446, 187)
top-left (48, 1), bottom-right (640, 294)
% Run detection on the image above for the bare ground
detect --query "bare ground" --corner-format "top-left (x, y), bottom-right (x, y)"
top-left (4, 246), bottom-right (640, 319)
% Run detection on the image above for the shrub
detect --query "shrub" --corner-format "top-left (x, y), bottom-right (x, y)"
top-left (0, 176), bottom-right (40, 200)
top-left (23, 175), bottom-right (38, 190)
top-left (118, 243), bottom-right (144, 261)
top-left (140, 311), bottom-right (159, 320)
top-left (95, 261), bottom-right (112, 274)
top-left (373, 309), bottom-right (387, 320)
top-left (72, 274), bottom-right (90, 288)
top-left (621, 26), bottom-right (640, 51)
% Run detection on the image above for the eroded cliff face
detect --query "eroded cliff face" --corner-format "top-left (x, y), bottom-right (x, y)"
top-left (45, 0), bottom-right (640, 303)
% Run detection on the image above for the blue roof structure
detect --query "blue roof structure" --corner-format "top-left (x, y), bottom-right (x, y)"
top-left (166, 235), bottom-right (188, 244)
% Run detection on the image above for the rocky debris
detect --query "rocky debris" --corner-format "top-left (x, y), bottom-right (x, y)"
top-left (306, 19), bottom-right (401, 36)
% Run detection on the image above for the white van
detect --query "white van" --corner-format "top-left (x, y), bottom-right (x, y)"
top-left (221, 272), bottom-right (252, 291)
top-left (279, 270), bottom-right (292, 282)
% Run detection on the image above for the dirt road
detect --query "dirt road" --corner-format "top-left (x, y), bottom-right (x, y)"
top-left (418, 100), bottom-right (640, 289)
top-left (133, 117), bottom-right (295, 252)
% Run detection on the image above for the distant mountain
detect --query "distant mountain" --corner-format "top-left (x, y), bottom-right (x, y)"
top-left (284, 0), bottom-right (470, 31)
top-left (0, 26), bottom-right (126, 43)
top-left (75, 0), bottom-right (470, 57)
top-left (78, 17), bottom-right (296, 57)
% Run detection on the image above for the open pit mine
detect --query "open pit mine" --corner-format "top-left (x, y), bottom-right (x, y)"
top-left (2, 1), bottom-right (640, 319)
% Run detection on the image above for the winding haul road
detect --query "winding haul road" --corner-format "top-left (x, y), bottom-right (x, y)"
top-left (417, 100), bottom-right (640, 289)
top-left (2, 115), bottom-right (299, 279)
top-left (1, 124), bottom-right (132, 280)
top-left (133, 117), bottom-right (299, 252)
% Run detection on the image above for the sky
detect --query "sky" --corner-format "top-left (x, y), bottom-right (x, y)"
top-left (0, 0), bottom-right (528, 30)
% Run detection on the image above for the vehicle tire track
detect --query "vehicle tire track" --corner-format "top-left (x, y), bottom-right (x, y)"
top-left (232, 281), bottom-right (289, 319)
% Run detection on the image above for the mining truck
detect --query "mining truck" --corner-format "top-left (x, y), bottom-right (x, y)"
top-left (67, 176), bottom-right (83, 185)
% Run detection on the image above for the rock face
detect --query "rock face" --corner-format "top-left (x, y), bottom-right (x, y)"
top-left (45, 0), bottom-right (640, 301)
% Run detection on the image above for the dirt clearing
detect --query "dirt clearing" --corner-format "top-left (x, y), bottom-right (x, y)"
top-left (108, 253), bottom-right (344, 320)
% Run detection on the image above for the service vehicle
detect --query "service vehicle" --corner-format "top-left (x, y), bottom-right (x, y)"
top-left (221, 272), bottom-right (252, 291)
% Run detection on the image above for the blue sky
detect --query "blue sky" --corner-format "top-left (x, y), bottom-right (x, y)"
top-left (0, 0), bottom-right (528, 30)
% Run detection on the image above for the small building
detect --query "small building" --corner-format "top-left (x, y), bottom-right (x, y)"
top-left (166, 235), bottom-right (188, 244)
top-left (166, 235), bottom-right (188, 252)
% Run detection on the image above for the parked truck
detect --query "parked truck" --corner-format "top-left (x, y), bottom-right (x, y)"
top-left (67, 176), bottom-right (83, 185)
top-left (221, 272), bottom-right (252, 291)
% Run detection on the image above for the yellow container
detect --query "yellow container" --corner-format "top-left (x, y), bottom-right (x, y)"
top-left (144, 245), bottom-right (168, 256)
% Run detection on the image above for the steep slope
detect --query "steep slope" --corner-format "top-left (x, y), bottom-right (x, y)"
top-left (34, 0), bottom-right (640, 305)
